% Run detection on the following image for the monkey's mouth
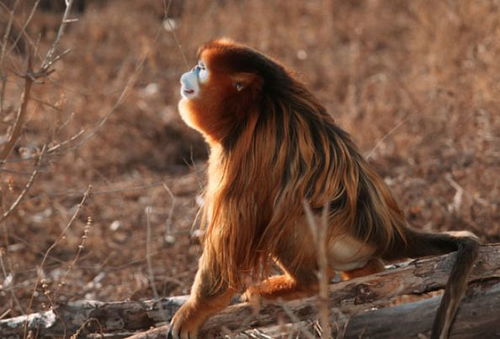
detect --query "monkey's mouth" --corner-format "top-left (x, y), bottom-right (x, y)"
top-left (183, 88), bottom-right (195, 95)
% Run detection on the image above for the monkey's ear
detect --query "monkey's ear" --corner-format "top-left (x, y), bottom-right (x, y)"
top-left (231, 72), bottom-right (262, 92)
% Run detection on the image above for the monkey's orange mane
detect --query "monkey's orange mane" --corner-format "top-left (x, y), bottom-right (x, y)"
top-left (191, 40), bottom-right (407, 290)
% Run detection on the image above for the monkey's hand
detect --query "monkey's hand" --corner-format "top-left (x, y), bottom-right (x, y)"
top-left (168, 300), bottom-right (205, 339)
top-left (443, 230), bottom-right (479, 241)
top-left (168, 287), bottom-right (234, 339)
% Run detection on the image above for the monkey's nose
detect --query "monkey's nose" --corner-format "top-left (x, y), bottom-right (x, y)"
top-left (180, 72), bottom-right (187, 82)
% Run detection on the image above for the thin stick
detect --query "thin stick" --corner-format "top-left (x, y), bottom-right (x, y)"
top-left (0, 309), bottom-right (10, 320)
top-left (5, 0), bottom-right (42, 58)
top-left (317, 206), bottom-right (331, 338)
top-left (162, 0), bottom-right (189, 68)
top-left (26, 185), bottom-right (92, 313)
top-left (365, 72), bottom-right (424, 161)
top-left (278, 301), bottom-right (316, 339)
top-left (53, 216), bottom-right (93, 297)
top-left (445, 173), bottom-right (489, 207)
top-left (0, 0), bottom-right (19, 113)
top-left (303, 202), bottom-right (331, 339)
top-left (0, 58), bottom-right (34, 164)
top-left (39, 0), bottom-right (76, 73)
top-left (162, 183), bottom-right (176, 241)
top-left (0, 0), bottom-right (20, 67)
top-left (145, 206), bottom-right (168, 323)
top-left (365, 116), bottom-right (409, 160)
top-left (47, 129), bottom-right (85, 153)
top-left (0, 145), bottom-right (45, 224)
top-left (0, 248), bottom-right (25, 315)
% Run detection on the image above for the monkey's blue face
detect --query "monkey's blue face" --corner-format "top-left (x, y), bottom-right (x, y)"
top-left (180, 61), bottom-right (209, 99)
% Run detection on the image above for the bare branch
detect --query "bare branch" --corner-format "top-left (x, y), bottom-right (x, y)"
top-left (0, 58), bottom-right (33, 164)
top-left (26, 185), bottom-right (92, 315)
top-left (0, 248), bottom-right (25, 315)
top-left (146, 206), bottom-right (169, 325)
top-left (5, 0), bottom-right (42, 58)
top-left (365, 116), bottom-right (409, 160)
top-left (162, 0), bottom-right (189, 68)
top-left (39, 0), bottom-right (75, 75)
top-left (162, 183), bottom-right (176, 243)
top-left (0, 145), bottom-right (45, 224)
top-left (0, 0), bottom-right (20, 68)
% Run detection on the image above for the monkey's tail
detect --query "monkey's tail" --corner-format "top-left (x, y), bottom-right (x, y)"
top-left (401, 231), bottom-right (480, 339)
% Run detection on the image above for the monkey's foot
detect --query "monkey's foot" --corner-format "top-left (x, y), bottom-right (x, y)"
top-left (241, 275), bottom-right (317, 302)
top-left (340, 258), bottom-right (385, 280)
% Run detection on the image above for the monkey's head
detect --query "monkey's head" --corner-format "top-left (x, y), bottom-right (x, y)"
top-left (178, 39), bottom-right (295, 145)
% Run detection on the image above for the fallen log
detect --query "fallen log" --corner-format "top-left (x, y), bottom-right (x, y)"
top-left (342, 280), bottom-right (500, 338)
top-left (225, 280), bottom-right (500, 339)
top-left (1, 244), bottom-right (499, 338)
top-left (0, 295), bottom-right (189, 338)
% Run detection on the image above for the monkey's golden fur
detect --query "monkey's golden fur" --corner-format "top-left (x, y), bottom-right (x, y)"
top-left (169, 39), bottom-right (479, 339)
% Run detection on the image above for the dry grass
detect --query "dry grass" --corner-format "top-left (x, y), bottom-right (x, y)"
top-left (0, 0), bottom-right (498, 326)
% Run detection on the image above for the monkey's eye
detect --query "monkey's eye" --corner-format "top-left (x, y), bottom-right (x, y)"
top-left (196, 62), bottom-right (209, 83)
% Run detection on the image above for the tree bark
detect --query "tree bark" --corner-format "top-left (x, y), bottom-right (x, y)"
top-left (225, 281), bottom-right (500, 339)
top-left (341, 281), bottom-right (500, 339)
top-left (0, 244), bottom-right (499, 338)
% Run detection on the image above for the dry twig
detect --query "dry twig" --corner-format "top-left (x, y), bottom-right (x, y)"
top-left (146, 206), bottom-right (169, 324)
top-left (304, 202), bottom-right (331, 339)
top-left (0, 58), bottom-right (34, 164)
top-left (0, 144), bottom-right (45, 224)
top-left (26, 185), bottom-right (92, 316)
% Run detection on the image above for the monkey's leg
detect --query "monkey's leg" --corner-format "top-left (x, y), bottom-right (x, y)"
top-left (242, 233), bottom-right (322, 302)
top-left (243, 257), bottom-right (385, 301)
top-left (168, 254), bottom-right (235, 339)
top-left (241, 273), bottom-right (318, 302)
top-left (340, 258), bottom-right (385, 280)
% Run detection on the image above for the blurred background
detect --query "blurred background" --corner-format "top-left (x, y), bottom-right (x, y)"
top-left (0, 0), bottom-right (498, 319)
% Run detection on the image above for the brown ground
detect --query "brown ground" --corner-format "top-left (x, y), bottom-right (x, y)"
top-left (0, 0), bottom-right (498, 324)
